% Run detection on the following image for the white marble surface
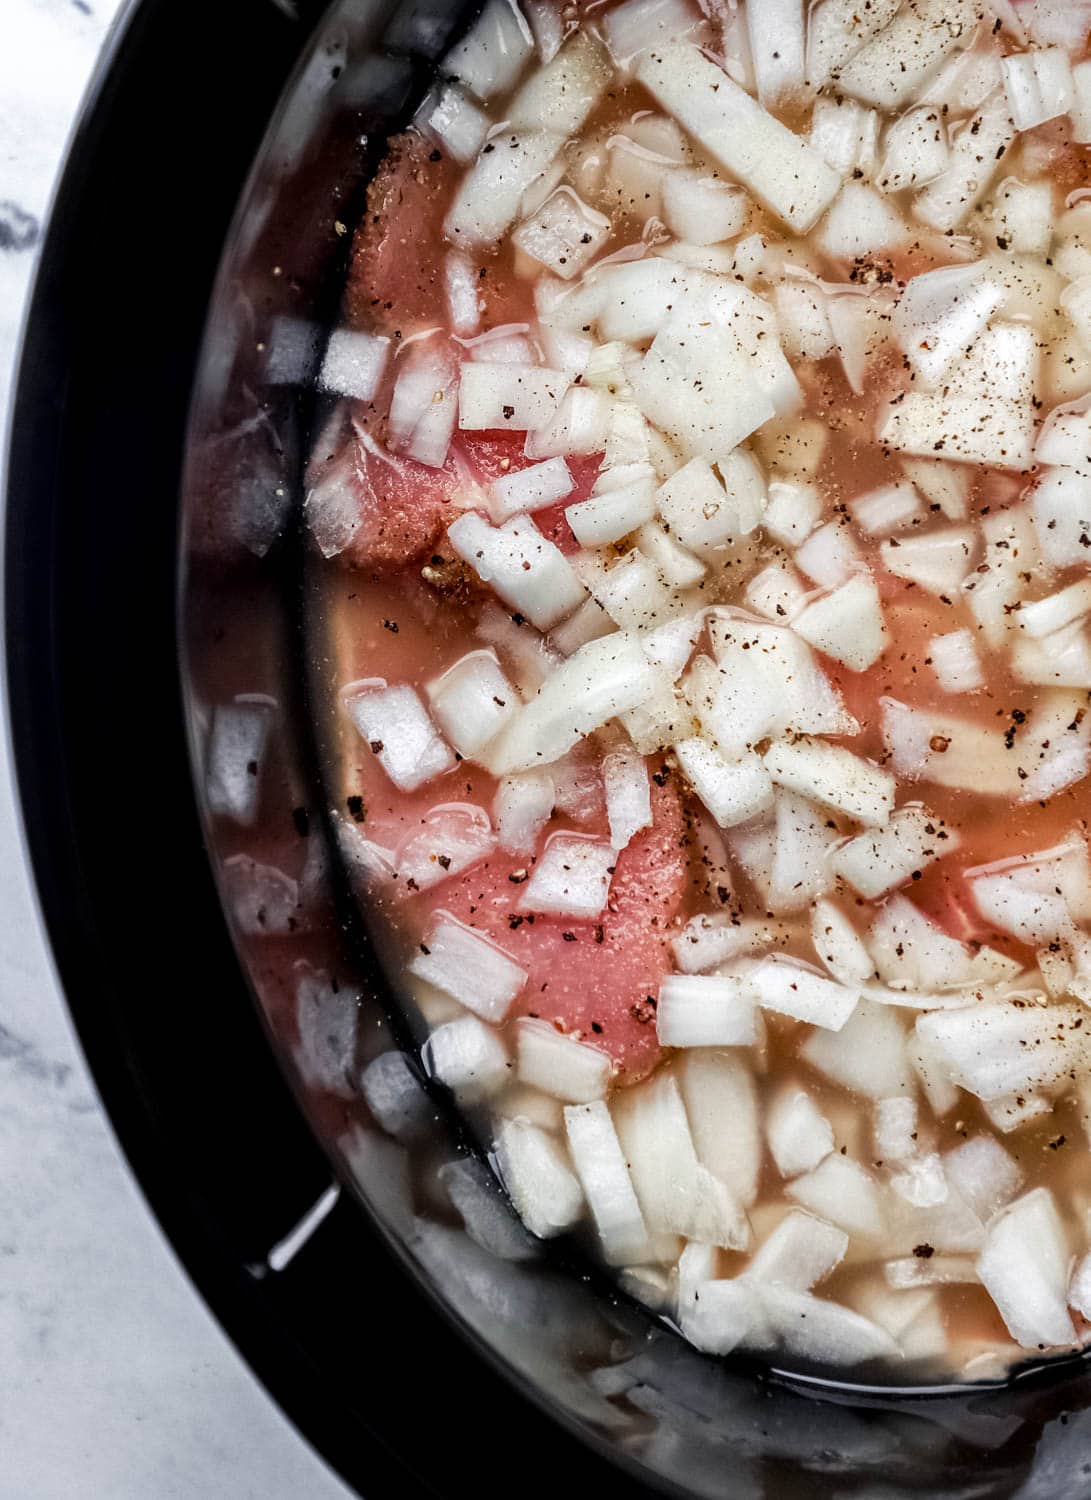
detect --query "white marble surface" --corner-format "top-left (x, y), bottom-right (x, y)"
top-left (0, 3), bottom-right (353, 1495)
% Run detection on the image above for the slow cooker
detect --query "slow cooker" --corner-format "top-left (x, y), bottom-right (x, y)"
top-left (9, 0), bottom-right (1091, 1493)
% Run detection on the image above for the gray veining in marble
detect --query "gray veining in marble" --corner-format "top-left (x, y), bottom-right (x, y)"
top-left (1, 2), bottom-right (354, 1494)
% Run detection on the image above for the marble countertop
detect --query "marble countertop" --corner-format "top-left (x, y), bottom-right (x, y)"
top-left (1, 2), bottom-right (353, 1495)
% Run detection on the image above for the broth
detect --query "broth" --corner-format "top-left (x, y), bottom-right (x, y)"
top-left (303, 0), bottom-right (1091, 1381)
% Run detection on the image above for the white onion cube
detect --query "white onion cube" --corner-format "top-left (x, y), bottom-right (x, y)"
top-left (515, 1018), bottom-right (612, 1102)
top-left (519, 834), bottom-right (614, 918)
top-left (408, 916), bottom-right (527, 1023)
top-left (424, 1014), bottom-right (510, 1102)
top-left (494, 1116), bottom-right (585, 1239)
top-left (345, 684), bottom-right (455, 792)
top-left (656, 973), bottom-right (758, 1048)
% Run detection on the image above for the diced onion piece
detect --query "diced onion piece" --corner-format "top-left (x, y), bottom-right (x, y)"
top-left (566, 475), bottom-right (656, 546)
top-left (424, 1014), bottom-right (509, 1103)
top-left (563, 1100), bottom-right (651, 1265)
top-left (946, 1134), bottom-right (1024, 1222)
top-left (794, 520), bottom-right (860, 587)
top-left (969, 874), bottom-right (1070, 946)
top-left (514, 1018), bottom-right (612, 1102)
top-left (763, 478), bottom-right (822, 547)
top-left (877, 106), bottom-right (949, 193)
top-left (792, 572), bottom-right (887, 672)
top-left (809, 96), bottom-right (878, 176)
top-left (640, 610), bottom-right (703, 678)
top-left (811, 897), bottom-right (874, 987)
top-left (764, 737), bottom-right (894, 826)
top-left (700, 621), bottom-right (855, 752)
top-left (588, 550), bottom-right (682, 632)
top-left (442, 0), bottom-right (533, 101)
top-left (1073, 58), bottom-right (1091, 142)
top-left (675, 738), bottom-right (774, 829)
top-left (774, 281), bottom-right (835, 362)
top-left (418, 82), bottom-right (491, 162)
top-left (768, 789), bottom-right (836, 912)
top-left (631, 311), bottom-right (776, 462)
top-left (494, 770), bottom-right (554, 852)
top-left (409, 914), bottom-right (527, 1022)
top-left (976, 1189), bottom-right (1075, 1350)
top-left (917, 1002), bottom-right (1087, 1102)
top-left (880, 526), bottom-right (976, 596)
top-left (982, 1092), bottom-right (1053, 1134)
top-left (603, 741), bottom-right (651, 849)
top-left (850, 480), bottom-right (923, 538)
top-left (635, 43), bottom-right (841, 234)
top-left (815, 184), bottom-right (908, 260)
top-left (458, 362), bottom-right (566, 431)
top-left (1031, 467), bottom-right (1091, 569)
top-left (656, 972), bottom-right (758, 1048)
top-left (762, 1287), bottom-right (901, 1365)
top-left (913, 91), bottom-right (1015, 233)
top-left (507, 31), bottom-right (613, 136)
top-left (766, 1087), bottom-right (835, 1179)
top-left (518, 833), bottom-right (614, 919)
top-left (635, 522), bottom-right (705, 589)
top-left (892, 264), bottom-right (1005, 390)
top-left (1001, 48), bottom-right (1074, 132)
top-left (656, 456), bottom-right (759, 557)
top-left (873, 1096), bottom-right (918, 1163)
top-left (426, 649), bottom-right (518, 758)
top-left (802, 1000), bottom-right (913, 1099)
top-left (746, 0), bottom-right (805, 105)
top-left (662, 170), bottom-right (749, 245)
top-left (526, 385), bottom-right (613, 460)
top-left (446, 129), bottom-right (563, 247)
top-left (206, 700), bottom-right (272, 825)
top-left (345, 683), bottom-right (454, 792)
top-left (678, 1050), bottom-right (761, 1208)
top-left (513, 187), bottom-right (611, 280)
top-left (360, 1051), bottom-right (431, 1142)
top-left (744, 1210), bottom-right (848, 1291)
top-left (672, 913), bottom-right (787, 975)
top-left (394, 804), bottom-right (497, 892)
top-left (868, 893), bottom-right (993, 993)
top-left (787, 1155), bottom-right (885, 1240)
top-left (1012, 621), bottom-right (1091, 690)
top-left (746, 560), bottom-right (808, 622)
top-left (613, 1071), bottom-right (749, 1248)
top-left (805, 0), bottom-right (901, 90)
top-left (830, 806), bottom-right (960, 899)
top-left (486, 631), bottom-right (660, 775)
top-left (899, 458), bottom-right (971, 520)
top-left (489, 457), bottom-right (574, 522)
top-left (318, 329), bottom-right (390, 402)
top-left (1019, 581), bottom-right (1091, 640)
top-left (602, 0), bottom-right (703, 64)
top-left (494, 1117), bottom-right (585, 1239)
top-left (447, 511), bottom-right (585, 631)
top-left (929, 629), bottom-right (984, 694)
top-left (445, 252), bottom-right (482, 337)
top-left (388, 341), bottom-right (459, 468)
top-left (880, 697), bottom-right (1026, 797)
top-left (678, 1276), bottom-right (763, 1356)
top-left (836, 0), bottom-right (983, 110)
top-left (748, 956), bottom-right (859, 1031)
top-left (992, 176), bottom-right (1053, 256)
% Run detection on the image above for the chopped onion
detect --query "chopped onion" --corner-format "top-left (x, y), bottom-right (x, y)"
top-left (768, 788), bottom-right (836, 911)
top-left (515, 1017), bottom-right (612, 1102)
top-left (635, 43), bottom-right (841, 234)
top-left (493, 1116), bottom-right (585, 1239)
top-left (850, 479), bottom-right (922, 537)
top-left (743, 1210), bottom-right (848, 1291)
top-left (602, 0), bottom-right (703, 65)
top-left (763, 478), bottom-right (822, 547)
top-left (1031, 467), bottom-right (1091, 569)
top-left (976, 1188), bottom-right (1075, 1350)
top-left (877, 106), bottom-right (949, 193)
top-left (1001, 48), bottom-right (1074, 132)
top-left (983, 1092), bottom-right (1054, 1134)
top-left (786, 1155), bottom-right (885, 1241)
top-left (802, 1000), bottom-right (914, 1099)
top-left (913, 91), bottom-right (1016, 233)
top-left (662, 171), bottom-right (749, 246)
top-left (656, 972), bottom-right (758, 1048)
top-left (418, 82), bottom-right (492, 162)
top-left (424, 1013), bottom-right (510, 1103)
top-left (879, 526), bottom-right (976, 596)
top-left (360, 1050), bottom-right (433, 1142)
top-left (446, 129), bottom-right (563, 247)
top-left (507, 31), bottom-right (613, 136)
top-left (836, 0), bottom-right (982, 110)
top-left (344, 682), bottom-right (454, 792)
top-left (489, 457), bottom-right (574, 522)
top-left (764, 737), bottom-right (894, 826)
top-left (746, 560), bottom-right (808, 622)
top-left (766, 1087), bottom-right (835, 1179)
top-left (388, 340), bottom-right (459, 468)
top-left (699, 622), bottom-right (855, 750)
top-left (794, 519), bottom-right (860, 587)
top-left (1073, 57), bottom-right (1091, 142)
top-left (518, 832), bottom-right (614, 918)
top-left (678, 1275), bottom-right (763, 1356)
top-left (774, 281), bottom-right (836, 362)
top-left (1019, 580), bottom-right (1091, 640)
top-left (458, 362), bottom-right (564, 431)
top-left (917, 1001), bottom-right (1087, 1102)
top-left (805, 0), bottom-right (901, 91)
top-left (447, 511), bottom-right (586, 631)
top-left (809, 96), bottom-right (879, 176)
top-left (426, 648), bottom-right (518, 758)
top-left (992, 176), bottom-right (1054, 256)
top-left (442, 0), bottom-right (534, 101)
top-left (792, 572), bottom-right (888, 672)
top-left (566, 475), bottom-right (657, 546)
top-left (678, 1050), bottom-right (762, 1207)
top-left (831, 805), bottom-right (960, 899)
top-left (493, 769), bottom-right (554, 852)
top-left (656, 456), bottom-right (760, 556)
top-left (674, 737), bottom-right (775, 829)
top-left (746, 0), bottom-right (805, 106)
top-left (409, 914), bottom-right (527, 1022)
top-left (318, 328), bottom-right (391, 402)
top-left (748, 955), bottom-right (860, 1031)
top-left (563, 1100), bottom-right (651, 1265)
top-left (892, 264), bottom-right (1004, 390)
top-left (928, 629), bottom-right (984, 694)
top-left (672, 913), bottom-right (789, 975)
top-left (815, 183), bottom-right (909, 260)
top-left (613, 1070), bottom-right (749, 1248)
top-left (514, 187), bottom-right (611, 280)
top-left (525, 385), bottom-right (613, 459)
top-left (394, 803), bottom-right (497, 891)
top-left (205, 699), bottom-right (273, 825)
top-left (603, 741), bottom-right (651, 849)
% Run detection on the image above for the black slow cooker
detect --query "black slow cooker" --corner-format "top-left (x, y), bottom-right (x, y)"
top-left (10, 0), bottom-right (1091, 1494)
